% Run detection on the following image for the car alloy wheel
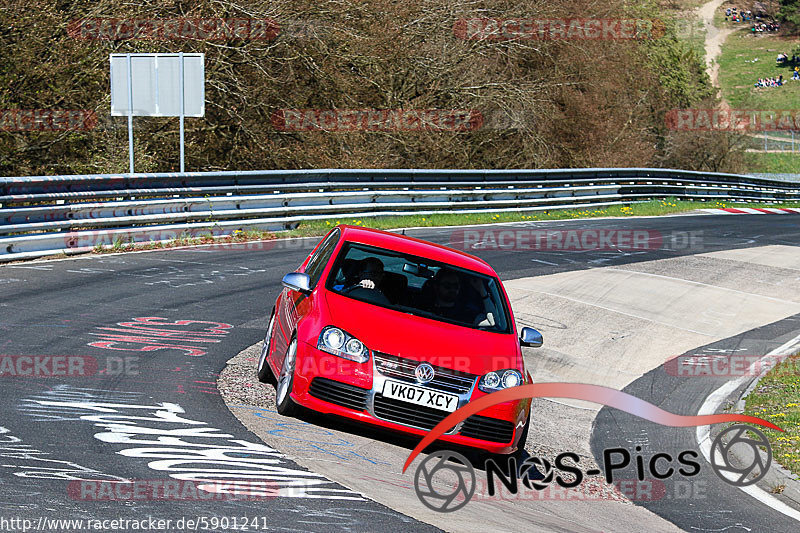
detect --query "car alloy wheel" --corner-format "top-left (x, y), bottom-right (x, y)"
top-left (275, 337), bottom-right (299, 416)
top-left (257, 313), bottom-right (276, 384)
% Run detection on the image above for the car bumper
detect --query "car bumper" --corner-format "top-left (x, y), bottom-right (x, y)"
top-left (289, 340), bottom-right (530, 454)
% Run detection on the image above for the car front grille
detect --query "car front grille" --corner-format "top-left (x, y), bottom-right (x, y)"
top-left (460, 415), bottom-right (516, 443)
top-left (372, 394), bottom-right (456, 431)
top-left (373, 351), bottom-right (477, 394)
top-left (308, 377), bottom-right (369, 412)
top-left (373, 394), bottom-right (515, 443)
top-left (310, 358), bottom-right (514, 444)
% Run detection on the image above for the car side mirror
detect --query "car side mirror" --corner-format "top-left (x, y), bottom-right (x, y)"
top-left (519, 327), bottom-right (543, 348)
top-left (282, 272), bottom-right (312, 294)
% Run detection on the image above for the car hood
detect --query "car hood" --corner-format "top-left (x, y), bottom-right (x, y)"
top-left (323, 291), bottom-right (520, 375)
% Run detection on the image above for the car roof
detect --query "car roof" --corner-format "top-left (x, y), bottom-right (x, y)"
top-left (336, 225), bottom-right (496, 276)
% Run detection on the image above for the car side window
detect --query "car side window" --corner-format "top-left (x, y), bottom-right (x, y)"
top-left (304, 230), bottom-right (340, 287)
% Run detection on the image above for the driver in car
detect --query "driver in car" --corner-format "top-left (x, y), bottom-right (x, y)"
top-left (335, 257), bottom-right (391, 305)
top-left (352, 257), bottom-right (385, 291)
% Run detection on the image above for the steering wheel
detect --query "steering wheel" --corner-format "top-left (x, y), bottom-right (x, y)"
top-left (341, 283), bottom-right (390, 305)
top-left (342, 282), bottom-right (367, 294)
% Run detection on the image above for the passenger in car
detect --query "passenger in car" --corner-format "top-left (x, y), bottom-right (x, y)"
top-left (419, 268), bottom-right (500, 327)
top-left (423, 269), bottom-right (479, 324)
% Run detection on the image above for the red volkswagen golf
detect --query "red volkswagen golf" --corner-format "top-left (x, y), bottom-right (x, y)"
top-left (256, 225), bottom-right (542, 454)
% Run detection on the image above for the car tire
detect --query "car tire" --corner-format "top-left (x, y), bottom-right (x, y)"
top-left (275, 336), bottom-right (299, 417)
top-left (517, 412), bottom-right (531, 451)
top-left (257, 313), bottom-right (277, 384)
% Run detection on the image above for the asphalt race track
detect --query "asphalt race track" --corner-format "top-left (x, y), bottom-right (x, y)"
top-left (1, 212), bottom-right (799, 532)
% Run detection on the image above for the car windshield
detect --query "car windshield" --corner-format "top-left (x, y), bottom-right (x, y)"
top-left (325, 242), bottom-right (511, 333)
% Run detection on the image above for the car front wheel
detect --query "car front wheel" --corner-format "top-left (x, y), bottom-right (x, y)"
top-left (275, 337), bottom-right (299, 416)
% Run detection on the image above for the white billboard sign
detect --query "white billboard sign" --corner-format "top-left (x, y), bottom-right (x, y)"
top-left (110, 53), bottom-right (204, 117)
top-left (110, 53), bottom-right (204, 173)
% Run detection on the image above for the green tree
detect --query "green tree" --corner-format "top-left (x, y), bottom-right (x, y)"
top-left (779, 0), bottom-right (800, 26)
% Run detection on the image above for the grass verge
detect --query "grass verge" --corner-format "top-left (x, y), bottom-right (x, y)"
top-left (743, 152), bottom-right (800, 173)
top-left (89, 197), bottom-right (800, 254)
top-left (742, 351), bottom-right (800, 477)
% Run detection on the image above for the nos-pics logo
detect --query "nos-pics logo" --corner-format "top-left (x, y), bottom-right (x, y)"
top-left (403, 384), bottom-right (781, 512)
top-left (413, 424), bottom-right (773, 512)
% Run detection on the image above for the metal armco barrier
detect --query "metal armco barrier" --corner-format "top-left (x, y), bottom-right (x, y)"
top-left (1, 168), bottom-right (798, 262)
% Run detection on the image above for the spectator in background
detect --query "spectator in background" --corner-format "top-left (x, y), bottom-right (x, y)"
top-left (754, 76), bottom-right (786, 88)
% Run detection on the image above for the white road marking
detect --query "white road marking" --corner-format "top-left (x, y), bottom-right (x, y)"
top-left (696, 332), bottom-right (800, 523)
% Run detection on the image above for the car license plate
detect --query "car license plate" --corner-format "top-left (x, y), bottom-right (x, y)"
top-left (382, 380), bottom-right (459, 412)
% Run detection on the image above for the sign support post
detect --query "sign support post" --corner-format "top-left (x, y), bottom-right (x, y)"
top-left (127, 55), bottom-right (135, 175)
top-left (110, 53), bottom-right (204, 175)
top-left (179, 52), bottom-right (185, 174)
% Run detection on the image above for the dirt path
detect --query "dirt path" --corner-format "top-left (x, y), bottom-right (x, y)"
top-left (698, 0), bottom-right (735, 101)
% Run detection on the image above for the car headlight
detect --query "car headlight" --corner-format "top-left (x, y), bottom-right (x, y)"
top-left (479, 369), bottom-right (523, 393)
top-left (317, 326), bottom-right (369, 363)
